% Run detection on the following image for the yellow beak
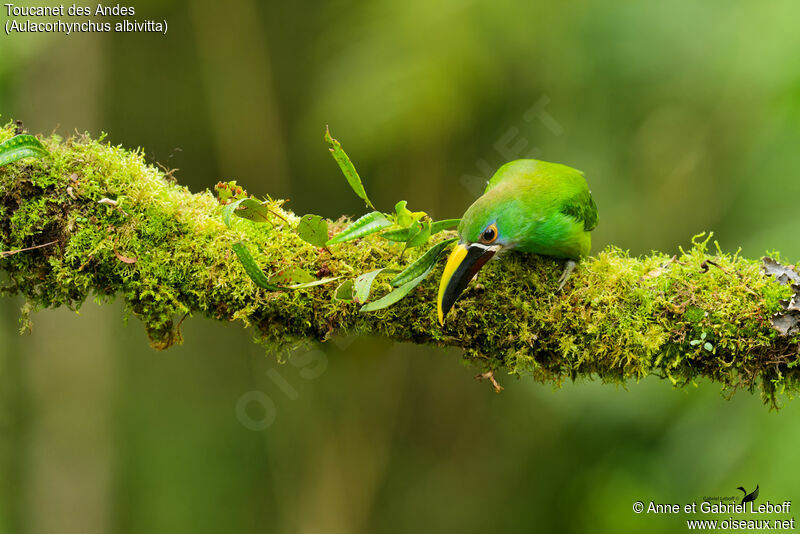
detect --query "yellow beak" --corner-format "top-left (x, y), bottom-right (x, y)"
top-left (437, 242), bottom-right (497, 325)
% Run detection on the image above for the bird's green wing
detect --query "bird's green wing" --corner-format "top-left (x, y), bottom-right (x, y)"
top-left (560, 189), bottom-right (598, 231)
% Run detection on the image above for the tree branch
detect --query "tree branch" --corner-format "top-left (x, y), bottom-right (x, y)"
top-left (1, 126), bottom-right (799, 406)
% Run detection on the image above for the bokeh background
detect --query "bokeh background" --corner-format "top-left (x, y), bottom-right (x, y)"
top-left (2, 1), bottom-right (800, 532)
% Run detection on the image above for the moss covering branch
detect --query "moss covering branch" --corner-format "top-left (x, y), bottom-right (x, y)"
top-left (1, 126), bottom-right (799, 406)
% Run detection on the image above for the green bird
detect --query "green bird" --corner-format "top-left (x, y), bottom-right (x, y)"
top-left (437, 159), bottom-right (598, 324)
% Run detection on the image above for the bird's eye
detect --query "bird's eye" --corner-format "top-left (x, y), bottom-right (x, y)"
top-left (480, 223), bottom-right (498, 244)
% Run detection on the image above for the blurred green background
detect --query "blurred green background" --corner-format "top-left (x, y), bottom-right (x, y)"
top-left (2, 0), bottom-right (800, 532)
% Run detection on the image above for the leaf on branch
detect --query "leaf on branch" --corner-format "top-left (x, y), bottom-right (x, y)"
top-left (360, 252), bottom-right (448, 312)
top-left (232, 242), bottom-right (339, 291)
top-left (380, 218), bottom-right (459, 243)
top-left (222, 197), bottom-right (283, 228)
top-left (391, 238), bottom-right (456, 287)
top-left (296, 214), bottom-right (329, 247)
top-left (353, 268), bottom-right (385, 304)
top-left (394, 200), bottom-right (425, 227)
top-left (406, 221), bottom-right (431, 248)
top-left (234, 198), bottom-right (274, 224)
top-left (326, 211), bottom-right (391, 245)
top-left (0, 134), bottom-right (49, 167)
top-left (287, 277), bottom-right (340, 290)
top-left (232, 242), bottom-right (282, 290)
top-left (359, 277), bottom-right (424, 312)
top-left (379, 227), bottom-right (413, 242)
top-left (360, 239), bottom-right (456, 312)
top-left (402, 223), bottom-right (424, 253)
top-left (430, 218), bottom-right (460, 234)
top-left (334, 280), bottom-right (354, 301)
top-left (269, 266), bottom-right (316, 286)
top-left (325, 126), bottom-right (375, 210)
top-left (222, 198), bottom-right (247, 229)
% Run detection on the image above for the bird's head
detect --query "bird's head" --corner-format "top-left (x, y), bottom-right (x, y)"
top-left (436, 186), bottom-right (523, 325)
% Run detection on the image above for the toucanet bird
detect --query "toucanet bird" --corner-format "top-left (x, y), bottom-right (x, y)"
top-left (437, 159), bottom-right (598, 324)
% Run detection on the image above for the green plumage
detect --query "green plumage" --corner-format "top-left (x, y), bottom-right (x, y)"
top-left (458, 159), bottom-right (598, 260)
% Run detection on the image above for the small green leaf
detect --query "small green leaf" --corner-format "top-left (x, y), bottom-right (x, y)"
top-left (394, 200), bottom-right (426, 227)
top-left (296, 214), bottom-right (329, 247)
top-left (395, 200), bottom-right (412, 227)
top-left (703, 342), bottom-right (714, 352)
top-left (407, 221), bottom-right (431, 248)
top-left (326, 211), bottom-right (391, 245)
top-left (391, 238), bottom-right (457, 287)
top-left (335, 280), bottom-right (354, 301)
top-left (223, 198), bottom-right (279, 227)
top-left (325, 126), bottom-right (374, 210)
top-left (235, 198), bottom-right (273, 223)
top-left (232, 242), bottom-right (282, 290)
top-left (287, 277), bottom-right (340, 289)
top-left (430, 218), bottom-right (460, 234)
top-left (379, 227), bottom-right (413, 242)
top-left (353, 268), bottom-right (385, 304)
top-left (359, 276), bottom-right (423, 312)
top-left (381, 221), bottom-right (434, 246)
top-left (403, 222), bottom-right (423, 248)
top-left (222, 198), bottom-right (247, 229)
top-left (269, 266), bottom-right (316, 286)
top-left (689, 340), bottom-right (701, 346)
top-left (0, 134), bottom-right (48, 167)
top-left (360, 249), bottom-right (449, 312)
top-left (233, 242), bottom-right (338, 291)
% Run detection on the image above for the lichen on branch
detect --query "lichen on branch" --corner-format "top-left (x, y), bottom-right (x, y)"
top-left (1, 124), bottom-right (799, 407)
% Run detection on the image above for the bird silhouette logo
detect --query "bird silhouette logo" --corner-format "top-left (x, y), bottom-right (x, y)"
top-left (736, 484), bottom-right (759, 505)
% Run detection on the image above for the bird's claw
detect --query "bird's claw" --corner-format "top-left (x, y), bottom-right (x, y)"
top-left (475, 370), bottom-right (504, 393)
top-left (557, 260), bottom-right (577, 292)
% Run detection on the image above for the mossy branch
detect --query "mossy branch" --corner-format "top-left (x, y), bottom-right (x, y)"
top-left (1, 127), bottom-right (799, 406)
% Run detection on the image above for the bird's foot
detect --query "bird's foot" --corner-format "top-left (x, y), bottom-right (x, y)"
top-left (557, 260), bottom-right (577, 292)
top-left (475, 370), bottom-right (504, 393)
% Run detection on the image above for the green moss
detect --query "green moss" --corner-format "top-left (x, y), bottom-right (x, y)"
top-left (1, 123), bottom-right (798, 407)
